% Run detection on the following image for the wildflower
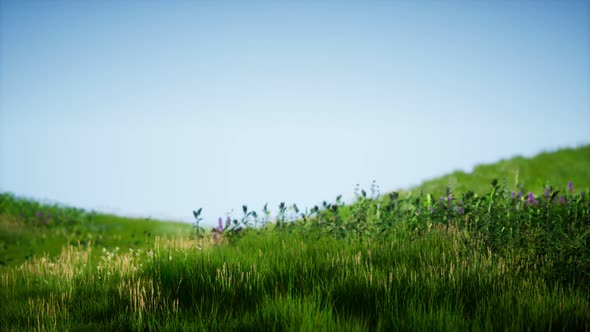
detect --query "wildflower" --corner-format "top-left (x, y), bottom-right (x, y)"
top-left (36, 211), bottom-right (43, 219)
top-left (568, 181), bottom-right (574, 194)
top-left (517, 192), bottom-right (523, 200)
top-left (217, 217), bottom-right (224, 232)
top-left (545, 187), bottom-right (551, 198)
top-left (213, 217), bottom-right (225, 240)
top-left (510, 192), bottom-right (515, 200)
top-left (559, 195), bottom-right (567, 205)
top-left (225, 216), bottom-right (231, 229)
top-left (455, 206), bottom-right (464, 215)
top-left (526, 192), bottom-right (538, 206)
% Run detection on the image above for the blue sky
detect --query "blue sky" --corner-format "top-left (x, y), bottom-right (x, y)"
top-left (1, 1), bottom-right (589, 226)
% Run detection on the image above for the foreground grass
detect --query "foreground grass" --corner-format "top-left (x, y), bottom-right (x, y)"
top-left (1, 227), bottom-right (588, 331)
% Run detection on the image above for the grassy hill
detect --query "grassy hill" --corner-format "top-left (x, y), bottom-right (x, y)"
top-left (0, 193), bottom-right (194, 268)
top-left (406, 145), bottom-right (590, 198)
top-left (1, 145), bottom-right (589, 330)
top-left (1, 145), bottom-right (588, 268)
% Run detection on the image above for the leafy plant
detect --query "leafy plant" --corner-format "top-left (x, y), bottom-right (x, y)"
top-left (192, 208), bottom-right (204, 238)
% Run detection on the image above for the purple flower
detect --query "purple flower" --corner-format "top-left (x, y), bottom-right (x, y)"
top-left (217, 217), bottom-right (224, 232)
top-left (455, 206), bottom-right (464, 214)
top-left (526, 192), bottom-right (538, 206)
top-left (568, 181), bottom-right (574, 194)
top-left (36, 211), bottom-right (43, 219)
top-left (545, 187), bottom-right (551, 198)
top-left (226, 216), bottom-right (231, 228)
top-left (559, 195), bottom-right (567, 205)
top-left (517, 192), bottom-right (523, 200)
top-left (510, 192), bottom-right (516, 200)
top-left (212, 217), bottom-right (226, 241)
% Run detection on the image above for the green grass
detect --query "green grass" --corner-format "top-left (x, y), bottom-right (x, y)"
top-left (409, 145), bottom-right (590, 198)
top-left (1, 227), bottom-right (588, 331)
top-left (0, 193), bottom-right (193, 268)
top-left (1, 145), bottom-right (589, 331)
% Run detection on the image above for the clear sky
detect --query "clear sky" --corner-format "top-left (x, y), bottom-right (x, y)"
top-left (1, 1), bottom-right (589, 226)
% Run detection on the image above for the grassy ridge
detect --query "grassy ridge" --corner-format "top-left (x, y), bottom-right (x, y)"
top-left (1, 145), bottom-right (589, 330)
top-left (0, 193), bottom-right (193, 268)
top-left (409, 145), bottom-right (590, 198)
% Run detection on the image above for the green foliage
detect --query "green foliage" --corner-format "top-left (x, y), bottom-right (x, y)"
top-left (192, 208), bottom-right (204, 238)
top-left (1, 146), bottom-right (590, 330)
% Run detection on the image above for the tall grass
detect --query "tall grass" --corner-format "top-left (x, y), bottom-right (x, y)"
top-left (1, 228), bottom-right (588, 330)
top-left (1, 179), bottom-right (589, 330)
top-left (2, 147), bottom-right (589, 330)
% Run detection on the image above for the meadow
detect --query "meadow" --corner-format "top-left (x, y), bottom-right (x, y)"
top-left (1, 146), bottom-right (589, 331)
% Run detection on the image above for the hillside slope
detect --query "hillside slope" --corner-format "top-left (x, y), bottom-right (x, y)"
top-left (2, 145), bottom-right (588, 267)
top-left (406, 145), bottom-right (590, 197)
top-left (0, 193), bottom-right (194, 268)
